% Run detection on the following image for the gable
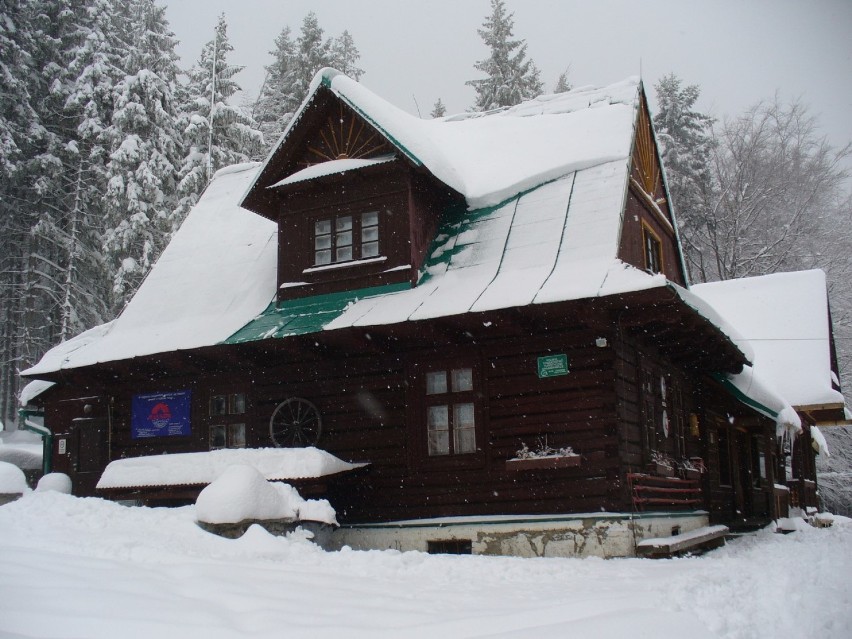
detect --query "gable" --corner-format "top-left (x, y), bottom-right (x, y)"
top-left (617, 94), bottom-right (688, 285)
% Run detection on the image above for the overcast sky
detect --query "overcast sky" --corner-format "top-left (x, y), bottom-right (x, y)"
top-left (163, 0), bottom-right (852, 165)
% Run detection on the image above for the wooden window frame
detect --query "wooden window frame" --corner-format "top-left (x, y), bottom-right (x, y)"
top-left (208, 391), bottom-right (248, 450)
top-left (311, 210), bottom-right (382, 267)
top-left (641, 221), bottom-right (663, 274)
top-left (425, 367), bottom-right (478, 457)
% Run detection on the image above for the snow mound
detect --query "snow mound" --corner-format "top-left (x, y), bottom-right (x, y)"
top-left (97, 446), bottom-right (367, 489)
top-left (196, 464), bottom-right (336, 525)
top-left (36, 473), bottom-right (72, 494)
top-left (0, 461), bottom-right (29, 494)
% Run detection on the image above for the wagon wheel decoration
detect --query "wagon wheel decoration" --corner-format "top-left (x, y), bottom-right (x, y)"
top-left (269, 398), bottom-right (322, 448)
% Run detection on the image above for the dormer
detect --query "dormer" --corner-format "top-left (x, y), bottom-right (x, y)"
top-left (241, 78), bottom-right (460, 301)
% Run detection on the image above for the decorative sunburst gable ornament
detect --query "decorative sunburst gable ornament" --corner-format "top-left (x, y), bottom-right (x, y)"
top-left (300, 102), bottom-right (393, 168)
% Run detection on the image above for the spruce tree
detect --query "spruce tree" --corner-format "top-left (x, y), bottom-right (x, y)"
top-left (467, 0), bottom-right (543, 110)
top-left (254, 26), bottom-right (299, 152)
top-left (330, 30), bottom-right (363, 80)
top-left (103, 0), bottom-right (183, 308)
top-left (653, 73), bottom-right (714, 280)
top-left (554, 68), bottom-right (572, 93)
top-left (431, 98), bottom-right (447, 119)
top-left (173, 14), bottom-right (262, 232)
top-left (292, 12), bottom-right (331, 99)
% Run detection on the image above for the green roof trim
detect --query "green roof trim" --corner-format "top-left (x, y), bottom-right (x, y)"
top-left (223, 282), bottom-right (411, 345)
top-left (711, 372), bottom-right (779, 421)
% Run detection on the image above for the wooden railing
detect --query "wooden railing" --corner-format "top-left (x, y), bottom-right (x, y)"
top-left (628, 473), bottom-right (702, 511)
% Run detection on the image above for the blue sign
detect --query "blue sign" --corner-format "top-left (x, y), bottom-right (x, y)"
top-left (131, 390), bottom-right (192, 439)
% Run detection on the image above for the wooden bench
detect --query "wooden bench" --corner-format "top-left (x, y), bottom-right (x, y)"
top-left (637, 524), bottom-right (729, 558)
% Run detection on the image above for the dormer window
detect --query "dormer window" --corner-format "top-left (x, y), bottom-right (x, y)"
top-left (314, 211), bottom-right (380, 266)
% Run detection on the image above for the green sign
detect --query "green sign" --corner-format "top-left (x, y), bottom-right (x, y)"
top-left (537, 354), bottom-right (569, 378)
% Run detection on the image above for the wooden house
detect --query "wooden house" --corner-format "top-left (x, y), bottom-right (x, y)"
top-left (20, 70), bottom-right (844, 557)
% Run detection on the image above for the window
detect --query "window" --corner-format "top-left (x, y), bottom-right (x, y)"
top-left (425, 368), bottom-right (476, 456)
top-left (314, 211), bottom-right (380, 265)
top-left (427, 539), bottom-right (472, 555)
top-left (209, 393), bottom-right (247, 450)
top-left (642, 223), bottom-right (663, 274)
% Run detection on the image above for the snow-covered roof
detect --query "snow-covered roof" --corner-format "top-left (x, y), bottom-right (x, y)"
top-left (96, 447), bottom-right (367, 490)
top-left (269, 154), bottom-right (396, 187)
top-left (24, 163), bottom-right (277, 377)
top-left (24, 73), bottom-right (750, 376)
top-left (692, 270), bottom-right (843, 409)
top-left (254, 69), bottom-right (640, 210)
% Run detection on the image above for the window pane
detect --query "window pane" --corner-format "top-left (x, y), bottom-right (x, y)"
top-left (362, 226), bottom-right (379, 242)
top-left (426, 371), bottom-right (447, 395)
top-left (362, 211), bottom-right (379, 227)
top-left (315, 219), bottom-right (331, 235)
top-left (315, 249), bottom-right (331, 265)
top-left (228, 423), bottom-right (246, 448)
top-left (454, 425), bottom-right (476, 454)
top-left (427, 404), bottom-right (449, 456)
top-left (210, 396), bottom-right (227, 416)
top-left (428, 430), bottom-right (449, 456)
top-left (336, 216), bottom-right (352, 231)
top-left (210, 424), bottom-right (226, 449)
top-left (314, 234), bottom-right (331, 250)
top-left (231, 394), bottom-right (246, 415)
top-left (454, 402), bottom-right (475, 428)
top-left (452, 369), bottom-right (473, 392)
top-left (362, 241), bottom-right (379, 258)
top-left (427, 405), bottom-right (449, 430)
top-left (336, 230), bottom-right (352, 247)
top-left (336, 245), bottom-right (353, 262)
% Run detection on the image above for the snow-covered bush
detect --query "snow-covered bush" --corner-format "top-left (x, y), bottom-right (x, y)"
top-left (195, 464), bottom-right (336, 526)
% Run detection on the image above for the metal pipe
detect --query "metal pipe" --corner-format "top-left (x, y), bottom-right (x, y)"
top-left (18, 409), bottom-right (50, 475)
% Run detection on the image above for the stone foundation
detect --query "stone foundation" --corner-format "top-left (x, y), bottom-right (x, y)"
top-left (331, 512), bottom-right (710, 558)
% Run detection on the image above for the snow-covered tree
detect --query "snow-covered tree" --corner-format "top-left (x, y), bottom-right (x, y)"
top-left (292, 12), bottom-right (331, 100)
top-left (173, 14), bottom-right (262, 231)
top-left (467, 0), bottom-right (543, 111)
top-left (330, 30), bottom-right (363, 80)
top-left (689, 98), bottom-right (849, 283)
top-left (102, 0), bottom-right (183, 308)
top-left (553, 68), bottom-right (572, 93)
top-left (253, 16), bottom-right (363, 155)
top-left (431, 98), bottom-right (447, 119)
top-left (254, 25), bottom-right (298, 152)
top-left (653, 73), bottom-right (715, 281)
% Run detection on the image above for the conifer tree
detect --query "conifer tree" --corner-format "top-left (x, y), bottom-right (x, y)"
top-left (554, 68), bottom-right (572, 93)
top-left (431, 98), bottom-right (447, 119)
top-left (103, 0), bottom-right (183, 308)
top-left (292, 12), bottom-right (331, 99)
top-left (467, 0), bottom-right (543, 110)
top-left (653, 73), bottom-right (715, 280)
top-left (254, 26), bottom-right (298, 151)
top-left (173, 14), bottom-right (262, 231)
top-left (330, 30), bottom-right (363, 80)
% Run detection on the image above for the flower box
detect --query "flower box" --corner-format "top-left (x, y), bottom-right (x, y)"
top-left (682, 467), bottom-right (702, 480)
top-left (649, 462), bottom-right (675, 477)
top-left (505, 455), bottom-right (581, 472)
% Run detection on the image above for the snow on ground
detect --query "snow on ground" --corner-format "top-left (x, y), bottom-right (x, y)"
top-left (1, 494), bottom-right (850, 638)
